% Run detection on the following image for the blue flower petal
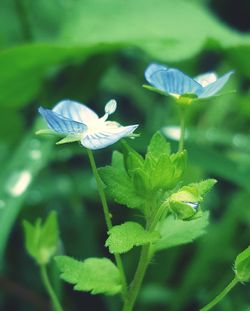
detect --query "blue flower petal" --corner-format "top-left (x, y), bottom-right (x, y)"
top-left (145, 63), bottom-right (168, 84)
top-left (198, 71), bottom-right (234, 98)
top-left (146, 67), bottom-right (202, 96)
top-left (81, 124), bottom-right (138, 150)
top-left (39, 107), bottom-right (86, 134)
top-left (52, 100), bottom-right (98, 124)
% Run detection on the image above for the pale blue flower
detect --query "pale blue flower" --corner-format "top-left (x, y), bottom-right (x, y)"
top-left (145, 63), bottom-right (234, 100)
top-left (39, 99), bottom-right (138, 150)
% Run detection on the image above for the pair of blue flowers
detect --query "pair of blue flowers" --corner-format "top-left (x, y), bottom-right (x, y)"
top-left (39, 64), bottom-right (233, 150)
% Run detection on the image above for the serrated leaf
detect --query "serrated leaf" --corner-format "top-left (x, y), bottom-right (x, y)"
top-left (150, 154), bottom-right (175, 190)
top-left (111, 151), bottom-right (125, 169)
top-left (132, 168), bottom-right (149, 195)
top-left (23, 211), bottom-right (59, 265)
top-left (147, 132), bottom-right (171, 162)
top-left (121, 140), bottom-right (144, 174)
top-left (55, 256), bottom-right (121, 295)
top-left (194, 179), bottom-right (217, 196)
top-left (106, 222), bottom-right (160, 254)
top-left (235, 246), bottom-right (250, 282)
top-left (99, 166), bottom-right (144, 209)
top-left (170, 150), bottom-right (187, 183)
top-left (154, 212), bottom-right (209, 251)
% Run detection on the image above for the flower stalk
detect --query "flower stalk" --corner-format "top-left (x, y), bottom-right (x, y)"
top-left (86, 148), bottom-right (128, 298)
top-left (200, 277), bottom-right (239, 311)
top-left (40, 265), bottom-right (63, 311)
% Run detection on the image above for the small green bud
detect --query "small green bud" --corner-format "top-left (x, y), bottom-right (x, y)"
top-left (169, 189), bottom-right (199, 220)
top-left (235, 246), bottom-right (250, 282)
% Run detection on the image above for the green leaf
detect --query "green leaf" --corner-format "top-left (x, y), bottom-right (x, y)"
top-left (1, 1), bottom-right (250, 107)
top-left (132, 168), bottom-right (149, 195)
top-left (121, 140), bottom-right (144, 174)
top-left (154, 212), bottom-right (209, 251)
top-left (99, 165), bottom-right (144, 209)
top-left (170, 150), bottom-right (187, 183)
top-left (235, 246), bottom-right (250, 282)
top-left (111, 151), bottom-right (125, 169)
top-left (36, 129), bottom-right (60, 136)
top-left (147, 132), bottom-right (171, 162)
top-left (194, 179), bottom-right (217, 196)
top-left (106, 222), bottom-right (160, 254)
top-left (0, 119), bottom-right (55, 267)
top-left (23, 211), bottom-right (59, 265)
top-left (150, 154), bottom-right (174, 190)
top-left (55, 256), bottom-right (121, 295)
top-left (56, 134), bottom-right (81, 145)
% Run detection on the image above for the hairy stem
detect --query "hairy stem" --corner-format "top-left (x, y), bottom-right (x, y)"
top-left (86, 149), bottom-right (128, 298)
top-left (200, 277), bottom-right (238, 311)
top-left (122, 244), bottom-right (151, 311)
top-left (40, 265), bottom-right (63, 311)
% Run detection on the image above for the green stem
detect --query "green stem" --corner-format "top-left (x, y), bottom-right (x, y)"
top-left (122, 199), bottom-right (170, 311)
top-left (122, 244), bottom-right (151, 311)
top-left (86, 149), bottom-right (128, 298)
top-left (178, 106), bottom-right (186, 152)
top-left (200, 277), bottom-right (239, 311)
top-left (40, 265), bottom-right (63, 311)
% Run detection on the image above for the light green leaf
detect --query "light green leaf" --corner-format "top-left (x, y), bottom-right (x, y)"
top-left (111, 151), bottom-right (125, 170)
top-left (56, 134), bottom-right (81, 145)
top-left (55, 256), bottom-right (122, 295)
top-left (155, 212), bottom-right (209, 251)
top-left (106, 222), bottom-right (160, 254)
top-left (146, 132), bottom-right (171, 162)
top-left (194, 179), bottom-right (217, 196)
top-left (99, 166), bottom-right (144, 209)
top-left (1, 1), bottom-right (250, 108)
top-left (36, 129), bottom-right (60, 136)
top-left (170, 150), bottom-right (187, 183)
top-left (121, 140), bottom-right (144, 174)
top-left (235, 246), bottom-right (250, 282)
top-left (150, 154), bottom-right (174, 190)
top-left (23, 211), bottom-right (59, 265)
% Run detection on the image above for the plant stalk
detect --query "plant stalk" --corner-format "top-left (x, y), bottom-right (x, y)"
top-left (40, 265), bottom-right (63, 311)
top-left (86, 149), bottom-right (128, 298)
top-left (200, 277), bottom-right (238, 311)
top-left (122, 244), bottom-right (151, 311)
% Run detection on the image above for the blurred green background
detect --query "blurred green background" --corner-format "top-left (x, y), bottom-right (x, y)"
top-left (0, 0), bottom-right (250, 310)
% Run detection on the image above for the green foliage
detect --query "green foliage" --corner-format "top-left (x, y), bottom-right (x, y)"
top-left (100, 132), bottom-right (186, 214)
top-left (99, 162), bottom-right (145, 209)
top-left (146, 132), bottom-right (171, 161)
top-left (1, 0), bottom-right (249, 108)
top-left (155, 212), bottom-right (209, 251)
top-left (106, 221), bottom-right (160, 254)
top-left (55, 256), bottom-right (122, 295)
top-left (23, 211), bottom-right (59, 265)
top-left (0, 120), bottom-right (55, 267)
top-left (235, 246), bottom-right (250, 282)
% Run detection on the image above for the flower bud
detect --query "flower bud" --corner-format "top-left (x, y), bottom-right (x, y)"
top-left (169, 189), bottom-right (199, 220)
top-left (235, 246), bottom-right (250, 282)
